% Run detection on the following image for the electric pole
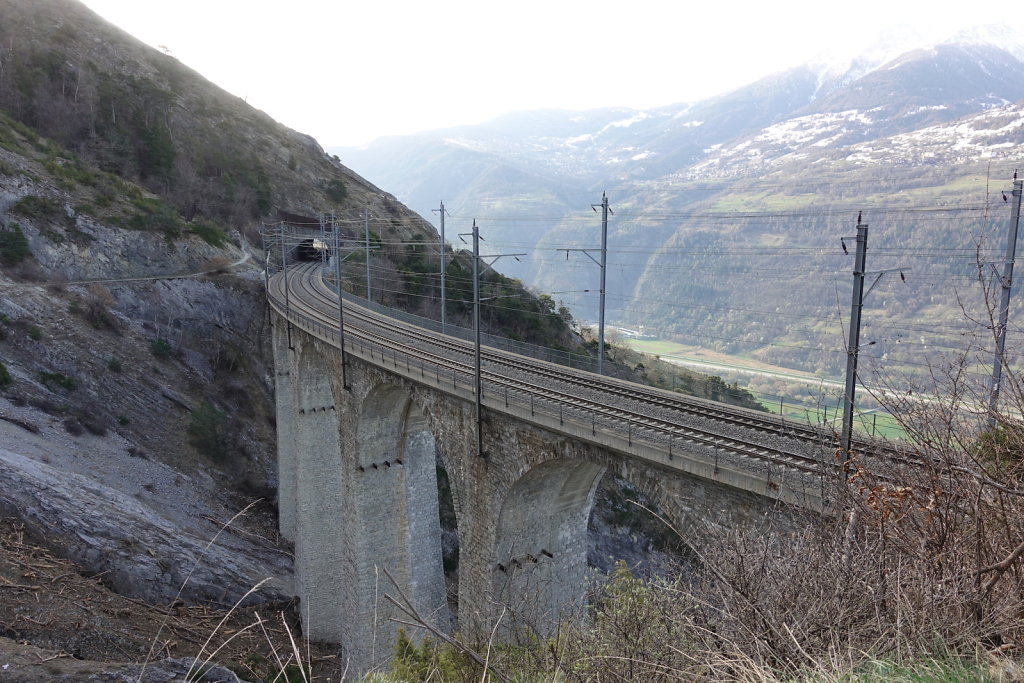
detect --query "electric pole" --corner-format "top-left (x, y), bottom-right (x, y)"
top-left (988, 174), bottom-right (1023, 425)
top-left (332, 215), bottom-right (349, 390)
top-left (261, 224), bottom-right (271, 292)
top-left (364, 207), bottom-right (372, 302)
top-left (596, 192), bottom-right (609, 374)
top-left (433, 201), bottom-right (449, 332)
top-left (319, 213), bottom-right (328, 268)
top-left (840, 213), bottom-right (868, 470)
top-left (470, 220), bottom-right (483, 458)
top-left (280, 222), bottom-right (293, 350)
top-left (281, 222), bottom-right (291, 320)
top-left (563, 193), bottom-right (612, 373)
top-left (459, 221), bottom-right (524, 458)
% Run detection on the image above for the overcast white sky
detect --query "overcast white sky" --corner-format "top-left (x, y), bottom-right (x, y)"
top-left (79, 0), bottom-right (1024, 147)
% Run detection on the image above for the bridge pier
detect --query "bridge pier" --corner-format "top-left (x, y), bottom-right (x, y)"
top-left (272, 320), bottom-right (296, 542)
top-left (274, 329), bottom-right (450, 675)
top-left (414, 405), bottom-right (609, 644)
top-left (292, 341), bottom-right (353, 646)
top-left (490, 457), bottom-right (606, 635)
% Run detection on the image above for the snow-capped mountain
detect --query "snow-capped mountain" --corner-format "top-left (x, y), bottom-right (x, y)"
top-left (338, 31), bottom-right (1024, 210)
top-left (333, 31), bottom-right (1024, 375)
top-left (844, 102), bottom-right (1024, 165)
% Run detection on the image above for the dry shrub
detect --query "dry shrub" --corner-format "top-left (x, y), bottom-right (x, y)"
top-left (8, 258), bottom-right (48, 281)
top-left (660, 257), bottom-right (1024, 677)
top-left (62, 416), bottom-right (84, 435)
top-left (675, 401), bottom-right (1024, 674)
top-left (548, 467), bottom-right (1020, 681)
top-left (201, 256), bottom-right (234, 275)
top-left (474, 415), bottom-right (1024, 679)
top-left (239, 222), bottom-right (262, 247)
top-left (74, 404), bottom-right (110, 436)
top-left (45, 272), bottom-right (68, 294)
top-left (389, 412), bottom-right (1024, 682)
top-left (382, 456), bottom-right (1016, 681)
top-left (83, 284), bottom-right (119, 332)
top-left (384, 253), bottom-right (1024, 681)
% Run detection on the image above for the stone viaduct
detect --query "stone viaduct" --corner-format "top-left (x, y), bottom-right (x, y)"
top-left (268, 266), bottom-right (831, 675)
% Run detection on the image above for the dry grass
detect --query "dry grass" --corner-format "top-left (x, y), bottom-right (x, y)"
top-left (0, 517), bottom-right (342, 680)
top-left (380, 340), bottom-right (1024, 681)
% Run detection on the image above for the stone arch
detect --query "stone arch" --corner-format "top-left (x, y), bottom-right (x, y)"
top-left (603, 459), bottom-right (791, 561)
top-left (491, 457), bottom-right (606, 635)
top-left (586, 464), bottom-right (696, 579)
top-left (615, 462), bottom-right (703, 547)
top-left (349, 382), bottom-right (450, 671)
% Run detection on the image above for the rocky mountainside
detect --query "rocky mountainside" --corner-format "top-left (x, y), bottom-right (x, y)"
top-left (340, 33), bottom-right (1024, 215)
top-left (336, 32), bottom-right (1024, 380)
top-left (0, 0), bottom-right (424, 230)
top-left (0, 1), bottom-right (761, 677)
top-left (0, 0), bottom-right (450, 676)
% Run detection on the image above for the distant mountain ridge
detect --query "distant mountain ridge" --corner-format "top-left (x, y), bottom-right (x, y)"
top-left (334, 31), bottom-right (1024, 379)
top-left (338, 32), bottom-right (1024, 191)
top-left (342, 28), bottom-right (1024, 158)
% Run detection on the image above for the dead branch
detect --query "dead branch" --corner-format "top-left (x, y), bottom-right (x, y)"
top-left (380, 566), bottom-right (509, 683)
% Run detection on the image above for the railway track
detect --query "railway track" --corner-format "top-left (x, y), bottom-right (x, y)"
top-left (305, 269), bottom-right (835, 438)
top-left (269, 263), bottom-right (850, 479)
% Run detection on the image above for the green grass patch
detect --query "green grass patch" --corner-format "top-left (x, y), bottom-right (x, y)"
top-left (1, 114), bottom-right (38, 149)
top-left (761, 400), bottom-right (907, 441)
top-left (708, 189), bottom-right (820, 213)
top-left (626, 337), bottom-right (911, 440)
top-left (150, 338), bottom-right (174, 359)
top-left (324, 177), bottom-right (347, 203)
top-left (187, 400), bottom-right (230, 462)
top-left (43, 156), bottom-right (97, 188)
top-left (0, 225), bottom-right (30, 266)
top-left (627, 339), bottom-right (690, 356)
top-left (38, 371), bottom-right (75, 391)
top-left (125, 197), bottom-right (183, 240)
top-left (833, 655), bottom-right (995, 682)
top-left (189, 220), bottom-right (228, 247)
top-left (10, 195), bottom-right (63, 222)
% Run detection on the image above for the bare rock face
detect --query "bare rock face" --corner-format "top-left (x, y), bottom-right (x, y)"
top-left (587, 473), bottom-right (681, 578)
top-left (0, 170), bottom-right (247, 284)
top-left (28, 211), bottom-right (241, 282)
top-left (0, 437), bottom-right (291, 607)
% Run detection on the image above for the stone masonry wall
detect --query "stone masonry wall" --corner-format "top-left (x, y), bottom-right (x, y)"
top-left (272, 314), bottom-right (809, 676)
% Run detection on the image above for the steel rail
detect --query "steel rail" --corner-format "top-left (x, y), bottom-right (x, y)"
top-left (303, 271), bottom-right (900, 462)
top-left (304, 273), bottom-right (813, 430)
top-left (299, 267), bottom-right (886, 459)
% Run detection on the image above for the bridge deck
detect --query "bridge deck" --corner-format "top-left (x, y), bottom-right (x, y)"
top-left (268, 263), bottom-right (858, 511)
